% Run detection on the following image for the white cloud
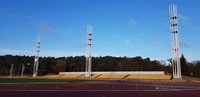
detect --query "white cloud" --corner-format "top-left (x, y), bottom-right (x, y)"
top-left (180, 42), bottom-right (189, 48)
top-left (179, 14), bottom-right (188, 20)
top-left (178, 14), bottom-right (189, 24)
top-left (93, 52), bottom-right (122, 57)
top-left (0, 13), bottom-right (33, 19)
top-left (181, 49), bottom-right (200, 62)
top-left (134, 39), bottom-right (139, 41)
top-left (40, 48), bottom-right (86, 57)
top-left (129, 19), bottom-right (137, 26)
top-left (194, 26), bottom-right (200, 32)
top-left (152, 38), bottom-right (162, 44)
top-left (0, 48), bottom-right (84, 57)
top-left (73, 44), bottom-right (87, 49)
top-left (40, 24), bottom-right (54, 33)
top-left (65, 28), bottom-right (73, 34)
top-left (0, 48), bottom-right (34, 56)
top-left (125, 39), bottom-right (131, 44)
top-left (115, 34), bottom-right (121, 38)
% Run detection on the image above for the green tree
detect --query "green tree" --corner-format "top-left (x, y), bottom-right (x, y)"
top-left (53, 58), bottom-right (67, 74)
top-left (180, 54), bottom-right (189, 76)
top-left (193, 61), bottom-right (200, 78)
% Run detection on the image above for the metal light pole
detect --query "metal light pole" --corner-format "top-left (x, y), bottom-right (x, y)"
top-left (169, 4), bottom-right (182, 79)
top-left (9, 64), bottom-right (14, 78)
top-left (21, 64), bottom-right (25, 78)
top-left (85, 25), bottom-right (92, 78)
top-left (33, 36), bottom-right (40, 77)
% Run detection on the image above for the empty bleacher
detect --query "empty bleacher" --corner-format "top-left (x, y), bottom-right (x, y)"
top-left (96, 74), bottom-right (128, 79)
top-left (126, 74), bottom-right (171, 80)
top-left (59, 74), bottom-right (84, 79)
top-left (42, 71), bottom-right (172, 80)
top-left (91, 74), bottom-right (102, 78)
top-left (42, 74), bottom-right (63, 78)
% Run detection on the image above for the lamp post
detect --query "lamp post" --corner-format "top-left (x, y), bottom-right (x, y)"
top-left (21, 63), bottom-right (30, 78)
top-left (21, 64), bottom-right (25, 78)
top-left (9, 64), bottom-right (14, 78)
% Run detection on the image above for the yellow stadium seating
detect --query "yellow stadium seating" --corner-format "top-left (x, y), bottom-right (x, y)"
top-left (96, 74), bottom-right (128, 79)
top-left (59, 74), bottom-right (84, 79)
top-left (126, 74), bottom-right (171, 80)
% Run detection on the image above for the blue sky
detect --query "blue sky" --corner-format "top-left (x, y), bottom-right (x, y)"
top-left (0, 0), bottom-right (200, 62)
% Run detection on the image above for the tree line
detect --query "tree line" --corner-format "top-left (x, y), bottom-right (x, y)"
top-left (0, 54), bottom-right (200, 78)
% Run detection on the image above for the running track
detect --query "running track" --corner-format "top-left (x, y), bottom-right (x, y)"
top-left (0, 90), bottom-right (200, 97)
top-left (0, 81), bottom-right (200, 97)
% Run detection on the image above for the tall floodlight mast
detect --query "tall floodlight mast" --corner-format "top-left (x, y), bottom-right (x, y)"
top-left (9, 64), bottom-right (14, 78)
top-left (169, 4), bottom-right (182, 79)
top-left (85, 25), bottom-right (92, 77)
top-left (33, 36), bottom-right (40, 77)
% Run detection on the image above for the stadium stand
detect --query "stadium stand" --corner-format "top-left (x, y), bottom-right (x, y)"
top-left (126, 74), bottom-right (171, 80)
top-left (96, 74), bottom-right (128, 79)
top-left (59, 74), bottom-right (84, 79)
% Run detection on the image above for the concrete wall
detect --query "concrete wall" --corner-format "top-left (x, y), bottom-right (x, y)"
top-left (59, 71), bottom-right (165, 75)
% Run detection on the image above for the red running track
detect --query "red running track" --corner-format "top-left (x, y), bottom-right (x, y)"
top-left (0, 81), bottom-right (200, 97)
top-left (0, 90), bottom-right (200, 97)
